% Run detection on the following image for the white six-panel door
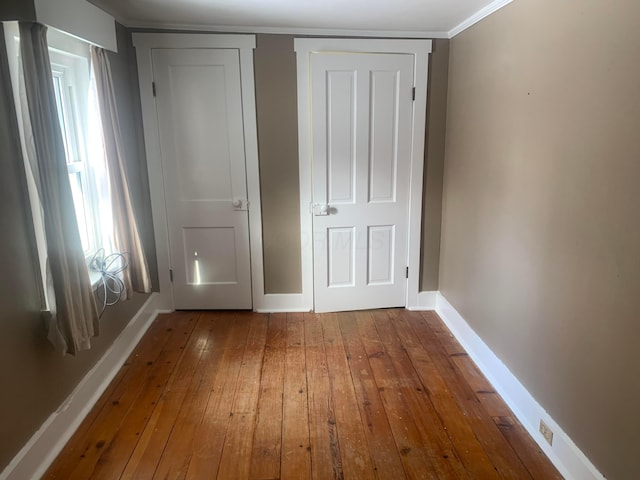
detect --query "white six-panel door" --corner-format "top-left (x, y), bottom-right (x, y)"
top-left (152, 48), bottom-right (252, 309)
top-left (311, 52), bottom-right (415, 313)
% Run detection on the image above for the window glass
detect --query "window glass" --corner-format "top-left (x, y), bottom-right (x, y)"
top-left (48, 31), bottom-right (113, 258)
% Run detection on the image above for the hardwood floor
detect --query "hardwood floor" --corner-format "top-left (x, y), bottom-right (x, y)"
top-left (44, 310), bottom-right (562, 479)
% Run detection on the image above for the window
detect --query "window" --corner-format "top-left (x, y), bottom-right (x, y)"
top-left (48, 32), bottom-right (113, 259)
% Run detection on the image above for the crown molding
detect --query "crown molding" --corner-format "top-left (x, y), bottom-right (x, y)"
top-left (98, 0), bottom-right (517, 40)
top-left (448, 0), bottom-right (513, 38)
top-left (123, 20), bottom-right (448, 39)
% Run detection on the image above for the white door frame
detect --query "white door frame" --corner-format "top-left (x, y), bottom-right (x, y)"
top-left (294, 38), bottom-right (432, 311)
top-left (133, 33), bottom-right (265, 311)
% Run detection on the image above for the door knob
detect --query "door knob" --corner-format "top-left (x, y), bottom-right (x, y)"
top-left (313, 203), bottom-right (330, 216)
top-left (232, 199), bottom-right (243, 209)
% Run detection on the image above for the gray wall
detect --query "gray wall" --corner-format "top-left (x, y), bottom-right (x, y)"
top-left (0, 23), bottom-right (154, 471)
top-left (439, 1), bottom-right (640, 478)
top-left (0, 0), bottom-right (35, 22)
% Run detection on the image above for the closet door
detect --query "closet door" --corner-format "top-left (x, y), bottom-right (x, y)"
top-left (310, 52), bottom-right (415, 313)
top-left (152, 48), bottom-right (251, 309)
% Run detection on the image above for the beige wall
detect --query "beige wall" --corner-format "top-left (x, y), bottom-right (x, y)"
top-left (440, 1), bottom-right (640, 478)
top-left (256, 34), bottom-right (448, 293)
top-left (254, 34), bottom-right (303, 293)
top-left (420, 38), bottom-right (448, 291)
top-left (0, 24), bottom-right (153, 470)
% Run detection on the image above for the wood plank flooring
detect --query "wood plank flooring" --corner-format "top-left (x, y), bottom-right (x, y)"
top-left (44, 310), bottom-right (562, 479)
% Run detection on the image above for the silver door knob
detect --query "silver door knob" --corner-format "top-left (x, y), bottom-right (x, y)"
top-left (232, 199), bottom-right (243, 209)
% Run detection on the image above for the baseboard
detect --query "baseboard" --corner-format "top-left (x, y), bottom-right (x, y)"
top-left (0, 293), bottom-right (168, 480)
top-left (254, 293), bottom-right (312, 313)
top-left (406, 291), bottom-right (438, 311)
top-left (435, 293), bottom-right (605, 480)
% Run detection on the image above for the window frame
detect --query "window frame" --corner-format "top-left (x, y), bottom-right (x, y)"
top-left (48, 44), bottom-right (104, 260)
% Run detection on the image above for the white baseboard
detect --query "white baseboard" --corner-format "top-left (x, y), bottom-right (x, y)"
top-left (406, 291), bottom-right (438, 311)
top-left (0, 293), bottom-right (168, 480)
top-left (435, 293), bottom-right (605, 480)
top-left (254, 293), bottom-right (312, 313)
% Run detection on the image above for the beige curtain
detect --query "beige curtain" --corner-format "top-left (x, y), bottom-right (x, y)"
top-left (91, 46), bottom-right (151, 296)
top-left (19, 22), bottom-right (99, 355)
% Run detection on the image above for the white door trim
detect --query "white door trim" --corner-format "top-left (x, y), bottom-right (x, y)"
top-left (294, 38), bottom-right (432, 311)
top-left (133, 33), bottom-right (264, 311)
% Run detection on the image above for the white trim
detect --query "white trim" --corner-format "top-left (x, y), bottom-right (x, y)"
top-left (294, 38), bottom-right (432, 55)
top-left (254, 294), bottom-right (313, 313)
top-left (294, 38), bottom-right (431, 312)
top-left (435, 293), bottom-right (606, 480)
top-left (34, 0), bottom-right (117, 52)
top-left (0, 294), bottom-right (167, 480)
top-left (239, 45), bottom-right (268, 315)
top-left (132, 33), bottom-right (264, 312)
top-left (124, 22), bottom-right (447, 39)
top-left (406, 291), bottom-right (437, 311)
top-left (132, 36), bottom-right (173, 311)
top-left (132, 33), bottom-right (256, 50)
top-left (293, 41), bottom-right (315, 313)
top-left (448, 0), bottom-right (514, 38)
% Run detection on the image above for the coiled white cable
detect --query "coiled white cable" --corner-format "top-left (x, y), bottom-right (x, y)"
top-left (89, 248), bottom-right (129, 318)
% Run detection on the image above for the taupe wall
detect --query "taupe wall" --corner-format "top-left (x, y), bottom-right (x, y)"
top-left (255, 35), bottom-right (448, 293)
top-left (254, 35), bottom-right (302, 293)
top-left (108, 23), bottom-right (158, 290)
top-left (0, 0), bottom-right (35, 22)
top-left (0, 24), bottom-right (154, 471)
top-left (420, 39), bottom-right (448, 291)
top-left (440, 1), bottom-right (640, 478)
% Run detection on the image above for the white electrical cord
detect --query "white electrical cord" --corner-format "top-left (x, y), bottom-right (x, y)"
top-left (89, 248), bottom-right (129, 318)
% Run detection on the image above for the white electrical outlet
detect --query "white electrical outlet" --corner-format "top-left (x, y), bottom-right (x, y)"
top-left (539, 419), bottom-right (554, 446)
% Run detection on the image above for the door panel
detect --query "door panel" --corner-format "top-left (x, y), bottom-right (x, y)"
top-left (153, 48), bottom-right (251, 309)
top-left (326, 70), bottom-right (356, 204)
top-left (311, 53), bottom-right (414, 313)
top-left (328, 227), bottom-right (356, 287)
top-left (369, 70), bottom-right (400, 203)
top-left (182, 227), bottom-right (238, 284)
top-left (368, 225), bottom-right (395, 285)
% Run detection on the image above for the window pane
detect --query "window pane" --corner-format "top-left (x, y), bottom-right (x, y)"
top-left (68, 172), bottom-right (90, 252)
top-left (50, 44), bottom-right (114, 257)
top-left (52, 75), bottom-right (73, 164)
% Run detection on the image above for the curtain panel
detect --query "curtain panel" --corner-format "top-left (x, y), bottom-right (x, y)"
top-left (19, 22), bottom-right (99, 355)
top-left (0, 23), bottom-right (45, 310)
top-left (91, 46), bottom-right (152, 296)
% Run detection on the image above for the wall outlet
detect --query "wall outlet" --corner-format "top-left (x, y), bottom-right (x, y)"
top-left (539, 419), bottom-right (554, 446)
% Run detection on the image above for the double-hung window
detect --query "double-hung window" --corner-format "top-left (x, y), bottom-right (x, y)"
top-left (50, 50), bottom-right (95, 254)
top-left (47, 31), bottom-right (113, 260)
top-left (5, 23), bottom-right (114, 298)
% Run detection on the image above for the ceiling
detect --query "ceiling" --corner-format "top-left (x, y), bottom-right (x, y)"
top-left (89, 0), bottom-right (510, 38)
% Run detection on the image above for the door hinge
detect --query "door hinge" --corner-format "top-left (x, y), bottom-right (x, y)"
top-left (152, 82), bottom-right (157, 97)
top-left (412, 87), bottom-right (416, 101)
top-left (169, 269), bottom-right (173, 282)
top-left (405, 266), bottom-right (409, 278)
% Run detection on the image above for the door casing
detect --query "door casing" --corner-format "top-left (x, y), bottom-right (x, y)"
top-left (133, 33), bottom-right (265, 311)
top-left (295, 38), bottom-right (432, 311)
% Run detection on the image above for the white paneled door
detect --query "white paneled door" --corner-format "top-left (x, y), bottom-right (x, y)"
top-left (311, 53), bottom-right (415, 313)
top-left (152, 48), bottom-right (251, 309)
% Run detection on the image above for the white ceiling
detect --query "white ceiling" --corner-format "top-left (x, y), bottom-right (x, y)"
top-left (89, 0), bottom-right (511, 38)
